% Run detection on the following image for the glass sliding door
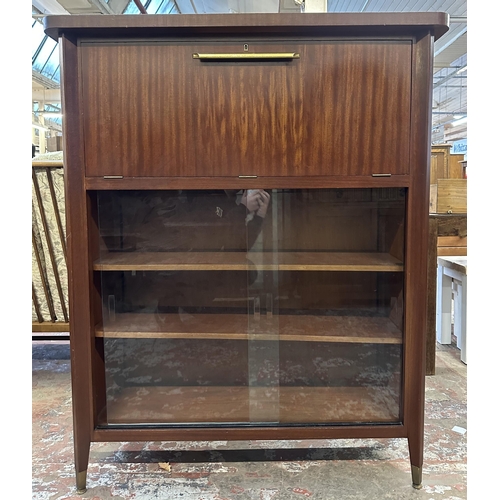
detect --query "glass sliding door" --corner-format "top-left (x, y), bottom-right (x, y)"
top-left (96, 189), bottom-right (280, 426)
top-left (94, 187), bottom-right (404, 428)
top-left (275, 188), bottom-right (405, 424)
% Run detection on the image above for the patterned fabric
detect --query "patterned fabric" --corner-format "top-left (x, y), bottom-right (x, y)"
top-left (32, 152), bottom-right (68, 324)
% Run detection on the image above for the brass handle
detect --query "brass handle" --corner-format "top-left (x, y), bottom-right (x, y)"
top-left (193, 52), bottom-right (300, 60)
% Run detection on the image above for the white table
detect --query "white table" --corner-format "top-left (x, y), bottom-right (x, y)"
top-left (436, 256), bottom-right (467, 364)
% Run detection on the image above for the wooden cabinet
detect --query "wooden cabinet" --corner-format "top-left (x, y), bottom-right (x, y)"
top-left (429, 144), bottom-right (467, 214)
top-left (44, 12), bottom-right (449, 493)
top-left (430, 144), bottom-right (465, 184)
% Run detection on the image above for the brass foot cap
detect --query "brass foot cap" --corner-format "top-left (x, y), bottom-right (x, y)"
top-left (76, 470), bottom-right (87, 495)
top-left (411, 465), bottom-right (423, 489)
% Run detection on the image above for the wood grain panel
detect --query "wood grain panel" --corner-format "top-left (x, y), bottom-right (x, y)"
top-left (437, 236), bottom-right (467, 247)
top-left (430, 146), bottom-right (449, 185)
top-left (436, 179), bottom-right (467, 214)
top-left (436, 247), bottom-right (467, 257)
top-left (81, 40), bottom-right (411, 178)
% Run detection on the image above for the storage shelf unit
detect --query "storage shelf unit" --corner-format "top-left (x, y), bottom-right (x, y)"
top-left (45, 12), bottom-right (449, 493)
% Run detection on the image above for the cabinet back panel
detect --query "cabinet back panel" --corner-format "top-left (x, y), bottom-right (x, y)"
top-left (81, 40), bottom-right (411, 177)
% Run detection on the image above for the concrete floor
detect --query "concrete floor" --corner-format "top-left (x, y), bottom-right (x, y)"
top-left (32, 340), bottom-right (466, 500)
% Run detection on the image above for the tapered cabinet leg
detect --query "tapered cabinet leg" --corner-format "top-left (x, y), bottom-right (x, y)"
top-left (74, 434), bottom-right (90, 494)
top-left (71, 355), bottom-right (92, 496)
top-left (408, 431), bottom-right (424, 489)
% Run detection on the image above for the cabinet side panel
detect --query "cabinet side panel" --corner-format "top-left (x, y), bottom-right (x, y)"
top-left (60, 34), bottom-right (94, 478)
top-left (403, 32), bottom-right (433, 469)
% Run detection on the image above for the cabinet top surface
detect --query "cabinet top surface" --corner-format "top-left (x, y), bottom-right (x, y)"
top-left (44, 12), bottom-right (449, 41)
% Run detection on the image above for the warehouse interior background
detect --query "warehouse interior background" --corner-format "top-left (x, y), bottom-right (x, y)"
top-left (31, 0), bottom-right (469, 154)
top-left (19, 1), bottom-right (498, 498)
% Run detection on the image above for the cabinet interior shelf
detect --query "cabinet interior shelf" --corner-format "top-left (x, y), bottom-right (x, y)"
top-left (94, 251), bottom-right (403, 272)
top-left (106, 385), bottom-right (400, 425)
top-left (95, 313), bottom-right (402, 344)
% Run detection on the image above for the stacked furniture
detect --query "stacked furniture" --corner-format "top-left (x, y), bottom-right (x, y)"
top-left (32, 154), bottom-right (69, 336)
top-left (426, 144), bottom-right (467, 375)
top-left (429, 143), bottom-right (466, 215)
top-left (44, 12), bottom-right (449, 493)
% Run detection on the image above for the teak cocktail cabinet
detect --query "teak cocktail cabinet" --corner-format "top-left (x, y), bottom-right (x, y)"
top-left (44, 12), bottom-right (449, 493)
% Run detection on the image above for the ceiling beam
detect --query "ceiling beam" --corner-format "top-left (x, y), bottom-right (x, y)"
top-left (50, 0), bottom-right (110, 14)
top-left (108, 0), bottom-right (131, 13)
top-left (33, 88), bottom-right (61, 104)
top-left (32, 0), bottom-right (69, 14)
top-left (434, 26), bottom-right (467, 57)
top-left (88, 0), bottom-right (114, 14)
top-left (32, 70), bottom-right (60, 90)
top-left (434, 65), bottom-right (467, 88)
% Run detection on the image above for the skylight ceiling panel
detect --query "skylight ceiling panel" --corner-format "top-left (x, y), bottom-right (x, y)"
top-left (361, 0), bottom-right (444, 12)
top-left (40, 45), bottom-right (60, 79)
top-left (155, 0), bottom-right (180, 14)
top-left (434, 28), bottom-right (467, 66)
top-left (328, 0), bottom-right (366, 12)
top-left (124, 1), bottom-right (140, 13)
top-left (51, 66), bottom-right (61, 84)
top-left (433, 0), bottom-right (466, 16)
top-left (33, 36), bottom-right (57, 74)
top-left (32, 20), bottom-right (46, 59)
top-left (147, 0), bottom-right (165, 13)
top-left (378, 0), bottom-right (420, 12)
top-left (363, 0), bottom-right (394, 12)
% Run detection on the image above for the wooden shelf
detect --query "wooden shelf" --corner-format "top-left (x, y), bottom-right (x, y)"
top-left (95, 313), bottom-right (402, 344)
top-left (106, 385), bottom-right (400, 424)
top-left (94, 251), bottom-right (403, 272)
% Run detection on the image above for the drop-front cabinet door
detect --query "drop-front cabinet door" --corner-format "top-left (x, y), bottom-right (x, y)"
top-left (81, 40), bottom-right (411, 178)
